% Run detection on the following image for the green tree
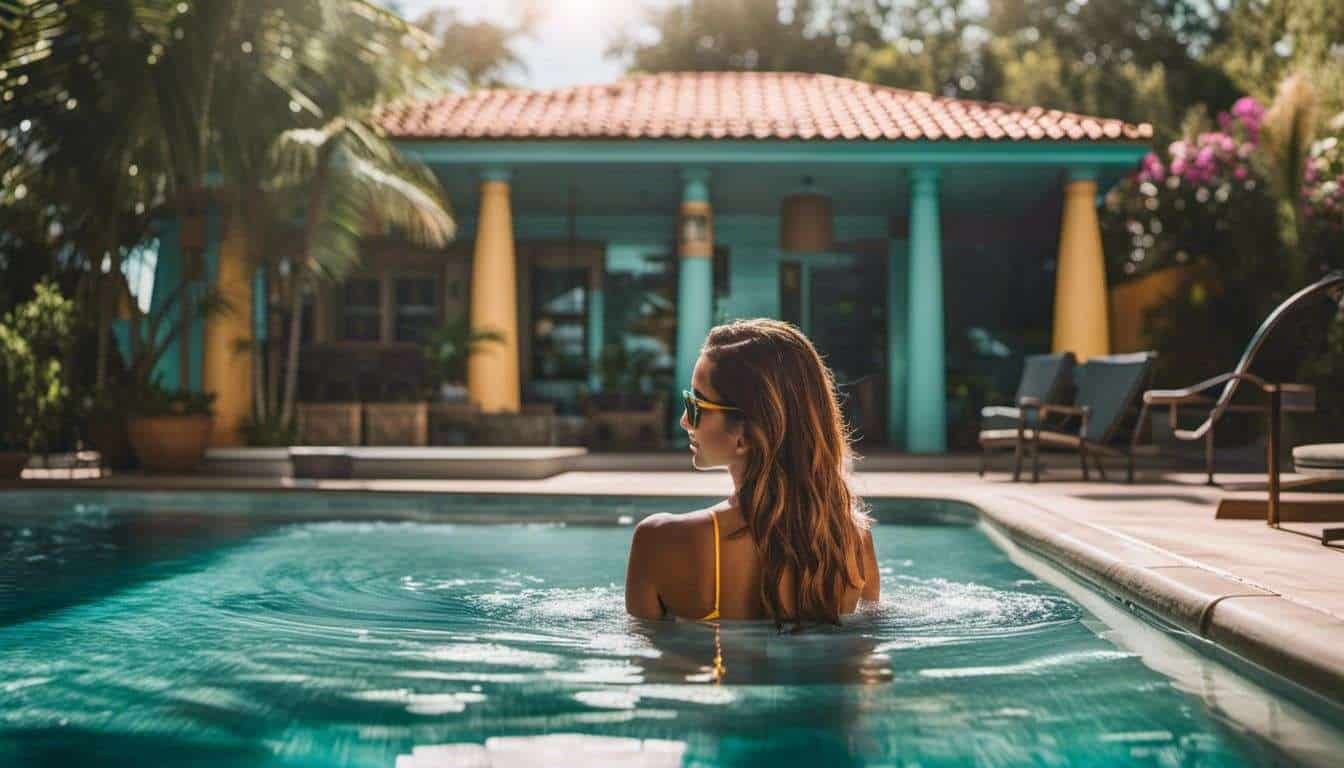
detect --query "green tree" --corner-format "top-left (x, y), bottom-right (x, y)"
top-left (0, 0), bottom-right (436, 393)
top-left (608, 0), bottom-right (853, 75)
top-left (0, 280), bottom-right (76, 454)
top-left (852, 0), bottom-right (982, 97)
top-left (415, 4), bottom-right (539, 89)
top-left (1214, 0), bottom-right (1344, 119)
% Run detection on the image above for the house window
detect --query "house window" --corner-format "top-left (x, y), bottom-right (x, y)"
top-left (603, 245), bottom-right (676, 393)
top-left (395, 275), bottom-right (438, 343)
top-left (531, 267), bottom-right (588, 380)
top-left (342, 278), bottom-right (381, 341)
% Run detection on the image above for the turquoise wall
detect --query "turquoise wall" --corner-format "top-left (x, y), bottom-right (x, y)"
top-left (112, 209), bottom-right (221, 393)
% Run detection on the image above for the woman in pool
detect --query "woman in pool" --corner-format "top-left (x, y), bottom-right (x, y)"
top-left (625, 318), bottom-right (879, 628)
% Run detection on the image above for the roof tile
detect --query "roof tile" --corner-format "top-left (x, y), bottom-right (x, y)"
top-left (380, 71), bottom-right (1152, 143)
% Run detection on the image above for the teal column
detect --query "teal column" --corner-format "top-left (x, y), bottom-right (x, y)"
top-left (675, 168), bottom-right (714, 432)
top-left (886, 235), bottom-right (909, 446)
top-left (149, 218), bottom-right (184, 389)
top-left (587, 281), bottom-right (604, 392)
top-left (186, 206), bottom-right (222, 393)
top-left (253, 265), bottom-right (267, 343)
top-left (905, 167), bottom-right (945, 453)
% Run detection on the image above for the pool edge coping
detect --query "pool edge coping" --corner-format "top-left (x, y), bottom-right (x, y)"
top-left (957, 488), bottom-right (1344, 710)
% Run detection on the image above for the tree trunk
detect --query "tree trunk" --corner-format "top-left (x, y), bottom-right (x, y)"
top-left (266, 259), bottom-right (281, 422)
top-left (93, 241), bottom-right (110, 390)
top-left (280, 274), bottom-right (305, 428)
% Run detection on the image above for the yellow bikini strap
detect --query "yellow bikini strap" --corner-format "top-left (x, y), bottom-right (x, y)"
top-left (711, 509), bottom-right (720, 616)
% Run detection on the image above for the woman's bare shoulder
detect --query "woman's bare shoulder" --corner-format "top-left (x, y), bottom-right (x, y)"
top-left (632, 501), bottom-right (730, 536)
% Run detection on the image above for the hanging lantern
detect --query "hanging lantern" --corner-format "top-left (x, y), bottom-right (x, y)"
top-left (780, 177), bottom-right (833, 254)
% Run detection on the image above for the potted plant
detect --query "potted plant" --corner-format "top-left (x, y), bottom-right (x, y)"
top-left (126, 383), bottom-right (216, 473)
top-left (423, 314), bottom-right (504, 402)
top-left (586, 343), bottom-right (666, 450)
top-left (0, 280), bottom-right (75, 479)
top-left (101, 272), bottom-right (227, 473)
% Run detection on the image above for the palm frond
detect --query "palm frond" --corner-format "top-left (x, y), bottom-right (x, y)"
top-left (344, 151), bottom-right (455, 247)
top-left (269, 126), bottom-right (336, 187)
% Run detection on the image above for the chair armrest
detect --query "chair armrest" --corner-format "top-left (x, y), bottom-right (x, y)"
top-left (1144, 370), bottom-right (1271, 403)
top-left (1143, 390), bottom-right (1215, 406)
top-left (981, 406), bottom-right (1023, 419)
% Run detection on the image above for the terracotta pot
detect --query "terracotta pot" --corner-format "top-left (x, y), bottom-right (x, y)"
top-left (0, 451), bottom-right (29, 480)
top-left (128, 414), bottom-right (214, 473)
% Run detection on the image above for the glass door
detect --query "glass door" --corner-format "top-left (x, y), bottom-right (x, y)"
top-left (803, 252), bottom-right (887, 442)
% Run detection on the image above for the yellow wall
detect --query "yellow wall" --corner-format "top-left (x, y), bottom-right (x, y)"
top-left (1109, 266), bottom-right (1189, 353)
top-left (202, 217), bottom-right (253, 446)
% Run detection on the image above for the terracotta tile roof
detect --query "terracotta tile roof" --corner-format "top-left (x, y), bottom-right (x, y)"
top-left (380, 71), bottom-right (1152, 143)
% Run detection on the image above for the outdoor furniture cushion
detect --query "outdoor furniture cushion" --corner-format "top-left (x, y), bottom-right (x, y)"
top-left (1292, 443), bottom-right (1344, 474)
top-left (979, 352), bottom-right (1075, 431)
top-left (978, 429), bottom-right (1083, 449)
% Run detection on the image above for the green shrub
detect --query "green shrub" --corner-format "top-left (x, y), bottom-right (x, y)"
top-left (0, 280), bottom-right (75, 453)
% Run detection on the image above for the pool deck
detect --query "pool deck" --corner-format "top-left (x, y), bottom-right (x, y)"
top-left (4, 463), bottom-right (1343, 708)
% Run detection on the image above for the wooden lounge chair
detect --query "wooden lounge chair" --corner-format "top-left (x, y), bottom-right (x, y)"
top-left (978, 352), bottom-right (1076, 476)
top-left (1160, 271), bottom-right (1344, 545)
top-left (1139, 275), bottom-right (1331, 486)
top-left (981, 352), bottom-right (1156, 483)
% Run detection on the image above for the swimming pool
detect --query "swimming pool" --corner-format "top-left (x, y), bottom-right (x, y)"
top-left (0, 491), bottom-right (1337, 766)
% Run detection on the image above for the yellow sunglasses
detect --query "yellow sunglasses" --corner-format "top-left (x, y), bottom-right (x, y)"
top-left (683, 389), bottom-right (741, 427)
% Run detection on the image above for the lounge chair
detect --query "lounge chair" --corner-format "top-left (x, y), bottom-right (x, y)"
top-left (980, 352), bottom-right (1156, 483)
top-left (978, 352), bottom-right (1076, 476)
top-left (1139, 275), bottom-right (1329, 485)
top-left (1150, 271), bottom-right (1344, 544)
top-left (1281, 445), bottom-right (1344, 545)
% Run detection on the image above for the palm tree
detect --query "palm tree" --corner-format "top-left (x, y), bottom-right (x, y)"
top-left (1, 0), bottom-right (438, 390)
top-left (268, 116), bottom-right (455, 426)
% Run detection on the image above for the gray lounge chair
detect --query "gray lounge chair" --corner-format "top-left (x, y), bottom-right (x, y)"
top-left (1138, 271), bottom-right (1344, 545)
top-left (978, 352), bottom-right (1076, 476)
top-left (981, 352), bottom-right (1156, 483)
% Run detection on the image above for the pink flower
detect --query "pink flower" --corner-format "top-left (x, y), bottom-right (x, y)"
top-left (1234, 166), bottom-right (1248, 180)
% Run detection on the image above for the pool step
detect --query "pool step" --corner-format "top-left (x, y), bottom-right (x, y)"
top-left (396, 734), bottom-right (686, 767)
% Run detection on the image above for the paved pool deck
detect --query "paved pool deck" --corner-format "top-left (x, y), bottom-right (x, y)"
top-left (5, 464), bottom-right (1343, 708)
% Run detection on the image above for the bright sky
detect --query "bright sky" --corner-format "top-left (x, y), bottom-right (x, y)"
top-left (388, 0), bottom-right (651, 90)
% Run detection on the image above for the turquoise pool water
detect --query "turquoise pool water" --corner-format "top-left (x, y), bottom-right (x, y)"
top-left (0, 491), bottom-right (1313, 766)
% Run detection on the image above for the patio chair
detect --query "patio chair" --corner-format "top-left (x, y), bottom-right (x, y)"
top-left (981, 352), bottom-right (1156, 483)
top-left (1144, 271), bottom-right (1344, 544)
top-left (978, 352), bottom-right (1076, 476)
top-left (1138, 275), bottom-right (1333, 486)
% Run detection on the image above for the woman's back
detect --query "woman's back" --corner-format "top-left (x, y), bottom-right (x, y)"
top-left (628, 502), bottom-right (878, 622)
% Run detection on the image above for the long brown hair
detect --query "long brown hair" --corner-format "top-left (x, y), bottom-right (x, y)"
top-left (702, 318), bottom-right (870, 628)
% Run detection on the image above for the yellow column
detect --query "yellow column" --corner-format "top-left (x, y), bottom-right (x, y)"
top-left (203, 215), bottom-right (254, 446)
top-left (1052, 169), bottom-right (1110, 360)
top-left (467, 169), bottom-right (521, 413)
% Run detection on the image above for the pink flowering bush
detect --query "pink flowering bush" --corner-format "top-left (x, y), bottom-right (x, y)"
top-left (1101, 97), bottom-right (1286, 395)
top-left (1303, 135), bottom-right (1344, 233)
top-left (1103, 97), bottom-right (1276, 282)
